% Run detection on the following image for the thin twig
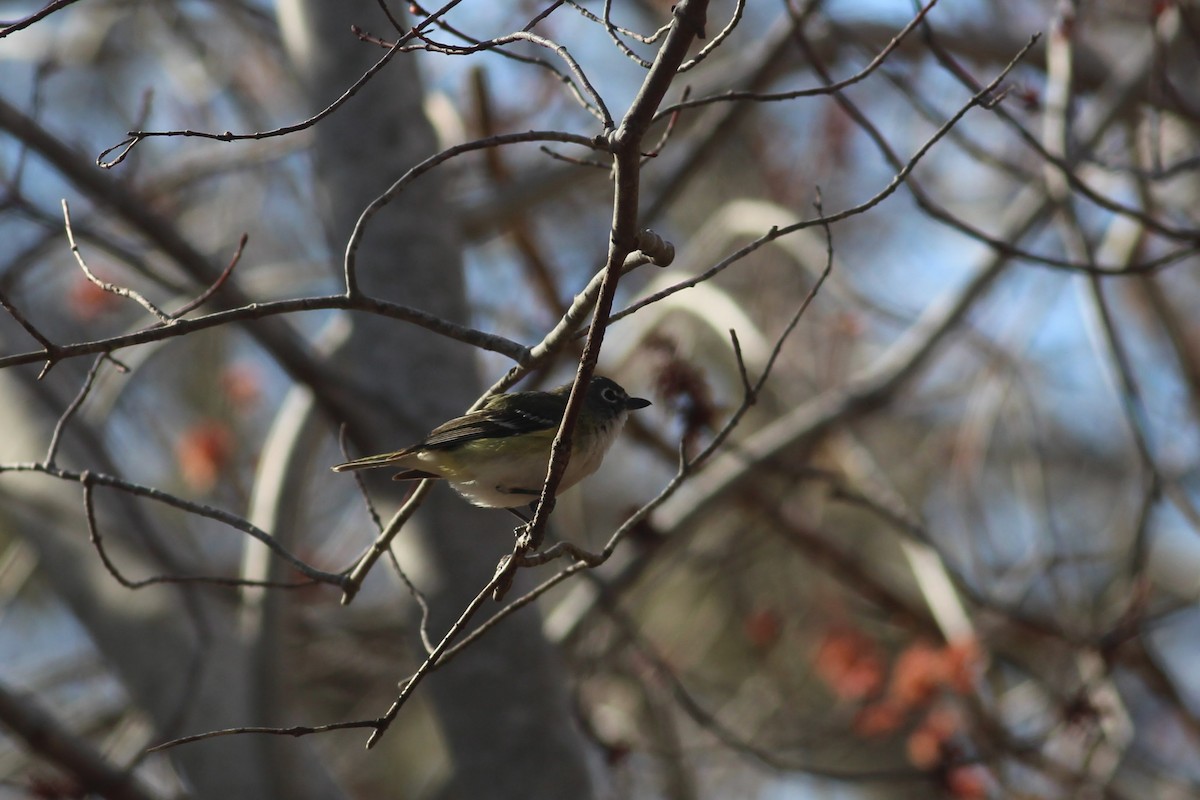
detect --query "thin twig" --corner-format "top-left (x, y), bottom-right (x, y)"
top-left (537, 145), bottom-right (611, 169)
top-left (0, 287), bottom-right (59, 377)
top-left (339, 424), bottom-right (384, 533)
top-left (62, 200), bottom-right (172, 324)
top-left (372, 0), bottom-right (406, 33)
top-left (597, 0), bottom-right (666, 68)
top-left (340, 481), bottom-right (434, 604)
top-left (643, 86), bottom-right (690, 159)
top-left (728, 329), bottom-right (755, 402)
top-left (409, 29), bottom-right (612, 128)
top-left (524, 0), bottom-right (568, 31)
top-left (169, 233), bottom-right (248, 318)
top-left (386, 547), bottom-right (435, 656)
top-left (44, 354), bottom-right (106, 466)
top-left (795, 19), bottom-right (1196, 274)
top-left (147, 719), bottom-right (380, 754)
top-left (342, 130), bottom-right (606, 297)
top-left (364, 562), bottom-right (515, 748)
top-left (80, 473), bottom-right (318, 590)
top-left (336, 426), bottom-right (435, 652)
top-left (0, 0), bottom-right (83, 39)
top-left (916, 3), bottom-right (1199, 243)
top-left (654, 0), bottom-right (940, 120)
top-left (368, 2), bottom-right (611, 126)
top-left (678, 0), bottom-right (745, 72)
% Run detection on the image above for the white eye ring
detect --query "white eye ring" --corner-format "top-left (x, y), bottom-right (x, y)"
top-left (600, 387), bottom-right (622, 404)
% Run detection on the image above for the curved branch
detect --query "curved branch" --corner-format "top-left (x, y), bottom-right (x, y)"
top-left (0, 294), bottom-right (530, 372)
top-left (0, 463), bottom-right (349, 589)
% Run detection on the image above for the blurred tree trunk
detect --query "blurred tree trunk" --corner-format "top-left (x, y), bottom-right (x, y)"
top-left (275, 2), bottom-right (596, 797)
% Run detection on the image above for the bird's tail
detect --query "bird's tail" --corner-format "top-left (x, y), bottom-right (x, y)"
top-left (331, 450), bottom-right (414, 472)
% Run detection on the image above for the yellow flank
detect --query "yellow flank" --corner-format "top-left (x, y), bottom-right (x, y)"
top-left (416, 427), bottom-right (560, 480)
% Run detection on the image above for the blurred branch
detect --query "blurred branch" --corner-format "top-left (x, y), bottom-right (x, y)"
top-left (0, 679), bottom-right (161, 800)
top-left (920, 3), bottom-right (1199, 244)
top-left (402, 0), bottom-right (623, 116)
top-left (595, 581), bottom-right (927, 780)
top-left (471, 69), bottom-right (569, 320)
top-left (94, 0), bottom-right (471, 167)
top-left (793, 15), bottom-right (1197, 275)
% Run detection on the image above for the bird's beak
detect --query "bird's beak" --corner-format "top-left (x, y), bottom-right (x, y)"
top-left (626, 396), bottom-right (652, 410)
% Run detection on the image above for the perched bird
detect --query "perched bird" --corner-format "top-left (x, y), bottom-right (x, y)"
top-left (332, 375), bottom-right (651, 509)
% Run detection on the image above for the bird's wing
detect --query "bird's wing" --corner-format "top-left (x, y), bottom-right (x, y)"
top-left (420, 391), bottom-right (565, 449)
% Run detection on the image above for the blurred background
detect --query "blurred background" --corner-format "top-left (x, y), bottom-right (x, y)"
top-left (1, 0), bottom-right (1199, 797)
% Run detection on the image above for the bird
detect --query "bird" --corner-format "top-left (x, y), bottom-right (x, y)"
top-left (332, 375), bottom-right (651, 509)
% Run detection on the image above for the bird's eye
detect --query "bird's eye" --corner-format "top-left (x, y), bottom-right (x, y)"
top-left (601, 387), bottom-right (621, 405)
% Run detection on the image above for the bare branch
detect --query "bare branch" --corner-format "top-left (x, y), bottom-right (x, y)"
top-left (0, 463), bottom-right (349, 589)
top-left (147, 719), bottom-right (380, 754)
top-left (678, 0), bottom-right (745, 72)
top-left (0, 286), bottom-right (59, 376)
top-left (0, 0), bottom-right (83, 39)
top-left (62, 200), bottom-right (172, 325)
top-left (81, 475), bottom-right (318, 591)
top-left (0, 293), bottom-right (531, 372)
top-left (168, 233), bottom-right (248, 319)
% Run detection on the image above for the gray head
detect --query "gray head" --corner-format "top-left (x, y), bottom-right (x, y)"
top-left (587, 375), bottom-right (652, 413)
